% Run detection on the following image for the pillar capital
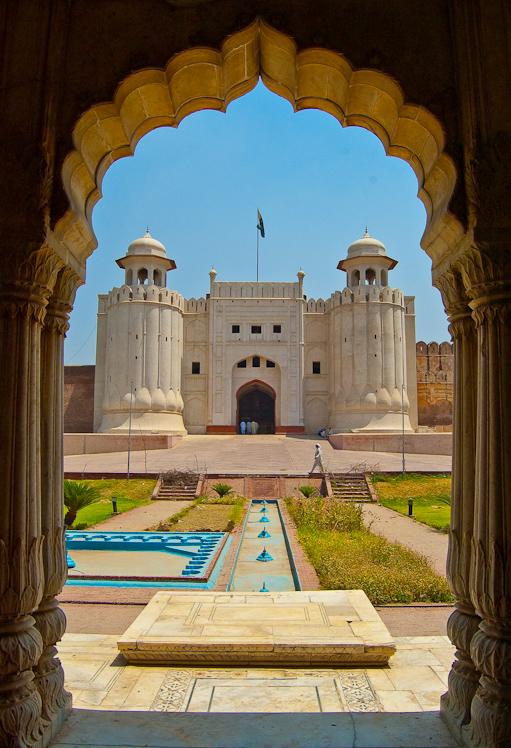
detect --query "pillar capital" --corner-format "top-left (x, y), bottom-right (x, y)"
top-left (44, 266), bottom-right (81, 335)
top-left (0, 245), bottom-right (64, 324)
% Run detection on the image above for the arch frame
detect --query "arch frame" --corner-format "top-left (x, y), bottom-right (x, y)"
top-left (53, 19), bottom-right (464, 279)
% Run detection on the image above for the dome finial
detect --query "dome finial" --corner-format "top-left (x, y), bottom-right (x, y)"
top-left (145, 226), bottom-right (151, 237)
top-left (364, 226), bottom-right (369, 238)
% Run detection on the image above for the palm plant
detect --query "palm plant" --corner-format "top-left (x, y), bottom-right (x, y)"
top-left (63, 480), bottom-right (100, 528)
top-left (211, 482), bottom-right (233, 498)
top-left (298, 484), bottom-right (318, 499)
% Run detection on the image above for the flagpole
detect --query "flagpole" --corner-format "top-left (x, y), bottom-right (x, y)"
top-left (256, 224), bottom-right (259, 282)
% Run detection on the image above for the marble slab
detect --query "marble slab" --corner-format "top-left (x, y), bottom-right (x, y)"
top-left (118, 591), bottom-right (395, 666)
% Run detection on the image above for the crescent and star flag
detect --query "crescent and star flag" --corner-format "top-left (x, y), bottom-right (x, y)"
top-left (257, 209), bottom-right (265, 238)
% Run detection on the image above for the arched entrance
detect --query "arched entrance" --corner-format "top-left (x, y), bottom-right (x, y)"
top-left (237, 381), bottom-right (276, 434)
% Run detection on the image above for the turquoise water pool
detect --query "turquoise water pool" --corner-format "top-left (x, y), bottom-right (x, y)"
top-left (65, 530), bottom-right (230, 588)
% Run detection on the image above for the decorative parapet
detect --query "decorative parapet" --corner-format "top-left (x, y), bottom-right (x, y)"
top-left (106, 284), bottom-right (185, 309)
top-left (184, 297), bottom-right (208, 313)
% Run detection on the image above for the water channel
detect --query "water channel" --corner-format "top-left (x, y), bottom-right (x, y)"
top-left (228, 500), bottom-right (300, 592)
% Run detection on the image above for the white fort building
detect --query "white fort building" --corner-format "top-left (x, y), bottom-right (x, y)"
top-left (94, 230), bottom-right (418, 436)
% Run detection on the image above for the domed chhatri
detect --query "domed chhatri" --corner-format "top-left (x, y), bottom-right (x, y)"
top-left (337, 228), bottom-right (397, 288)
top-left (94, 226), bottom-right (416, 436)
top-left (116, 229), bottom-right (176, 288)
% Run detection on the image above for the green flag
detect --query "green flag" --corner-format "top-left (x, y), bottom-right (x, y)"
top-left (257, 209), bottom-right (265, 238)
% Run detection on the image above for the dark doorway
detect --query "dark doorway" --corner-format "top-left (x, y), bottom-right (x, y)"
top-left (237, 382), bottom-right (275, 434)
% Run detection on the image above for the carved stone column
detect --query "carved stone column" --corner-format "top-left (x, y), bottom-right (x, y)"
top-left (437, 271), bottom-right (481, 731)
top-left (0, 247), bottom-right (61, 746)
top-left (33, 268), bottom-right (79, 727)
top-left (463, 249), bottom-right (511, 748)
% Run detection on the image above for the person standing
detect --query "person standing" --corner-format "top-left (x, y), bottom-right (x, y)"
top-left (310, 442), bottom-right (325, 473)
top-left (252, 419), bottom-right (258, 434)
top-left (240, 420), bottom-right (246, 435)
top-left (246, 419), bottom-right (252, 435)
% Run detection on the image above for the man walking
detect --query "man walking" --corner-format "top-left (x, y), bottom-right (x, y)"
top-left (310, 442), bottom-right (325, 473)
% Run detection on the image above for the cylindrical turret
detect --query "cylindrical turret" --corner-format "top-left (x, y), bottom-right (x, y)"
top-left (329, 230), bottom-right (413, 432)
top-left (96, 231), bottom-right (186, 434)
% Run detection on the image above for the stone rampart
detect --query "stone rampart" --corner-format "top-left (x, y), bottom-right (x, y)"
top-left (416, 341), bottom-right (453, 426)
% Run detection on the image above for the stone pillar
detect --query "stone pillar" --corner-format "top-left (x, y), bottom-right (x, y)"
top-left (465, 258), bottom-right (511, 748)
top-left (437, 272), bottom-right (481, 732)
top-left (33, 268), bottom-right (79, 728)
top-left (0, 247), bottom-right (61, 746)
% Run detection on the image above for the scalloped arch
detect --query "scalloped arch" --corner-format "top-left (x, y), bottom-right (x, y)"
top-left (55, 19), bottom-right (463, 276)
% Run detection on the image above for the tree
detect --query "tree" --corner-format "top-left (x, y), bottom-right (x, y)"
top-left (63, 480), bottom-right (100, 528)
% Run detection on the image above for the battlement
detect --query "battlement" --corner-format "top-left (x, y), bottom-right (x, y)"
top-left (184, 297), bottom-right (208, 313)
top-left (105, 285), bottom-right (185, 310)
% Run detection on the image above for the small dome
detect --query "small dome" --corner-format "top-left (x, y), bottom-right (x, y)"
top-left (127, 229), bottom-right (167, 258)
top-left (347, 228), bottom-right (387, 258)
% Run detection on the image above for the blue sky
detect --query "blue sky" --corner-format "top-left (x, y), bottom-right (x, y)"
top-left (65, 82), bottom-right (449, 365)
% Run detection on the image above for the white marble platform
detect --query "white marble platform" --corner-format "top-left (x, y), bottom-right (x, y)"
top-left (117, 590), bottom-right (395, 666)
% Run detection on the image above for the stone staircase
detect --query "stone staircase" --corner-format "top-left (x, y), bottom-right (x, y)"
top-left (153, 480), bottom-right (198, 501)
top-left (329, 473), bottom-right (374, 502)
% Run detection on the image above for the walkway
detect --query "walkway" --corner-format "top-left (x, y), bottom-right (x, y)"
top-left (65, 434), bottom-right (452, 475)
top-left (89, 500), bottom-right (192, 532)
top-left (59, 599), bottom-right (455, 638)
top-left (52, 632), bottom-right (457, 747)
top-left (361, 503), bottom-right (448, 577)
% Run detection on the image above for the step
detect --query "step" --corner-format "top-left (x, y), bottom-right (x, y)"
top-left (118, 590), bottom-right (395, 666)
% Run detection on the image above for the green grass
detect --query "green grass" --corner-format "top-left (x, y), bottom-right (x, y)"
top-left (286, 496), bottom-right (452, 605)
top-left (71, 478), bottom-right (155, 528)
top-left (372, 473), bottom-right (451, 532)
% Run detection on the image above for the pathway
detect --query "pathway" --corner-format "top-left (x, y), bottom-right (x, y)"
top-left (89, 500), bottom-right (192, 532)
top-left (53, 632), bottom-right (457, 747)
top-left (65, 434), bottom-right (452, 475)
top-left (361, 503), bottom-right (448, 577)
top-left (59, 599), bottom-right (455, 638)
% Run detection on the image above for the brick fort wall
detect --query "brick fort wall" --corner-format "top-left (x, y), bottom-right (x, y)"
top-left (416, 341), bottom-right (453, 426)
top-left (64, 365), bottom-right (95, 433)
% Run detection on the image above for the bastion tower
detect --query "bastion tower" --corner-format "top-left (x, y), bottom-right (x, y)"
top-left (93, 231), bottom-right (187, 434)
top-left (329, 230), bottom-right (414, 432)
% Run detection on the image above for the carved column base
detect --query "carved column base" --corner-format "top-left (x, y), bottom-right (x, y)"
top-left (441, 607), bottom-right (481, 728)
top-left (33, 598), bottom-right (69, 724)
top-left (0, 615), bottom-right (43, 747)
top-left (467, 626), bottom-right (511, 748)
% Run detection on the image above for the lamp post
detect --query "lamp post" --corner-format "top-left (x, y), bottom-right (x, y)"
top-left (127, 380), bottom-right (133, 479)
top-left (401, 303), bottom-right (406, 475)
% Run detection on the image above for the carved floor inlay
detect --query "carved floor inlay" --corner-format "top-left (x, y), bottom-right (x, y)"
top-left (150, 668), bottom-right (380, 713)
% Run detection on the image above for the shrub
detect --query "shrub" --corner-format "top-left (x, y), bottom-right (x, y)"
top-left (298, 484), bottom-right (318, 499)
top-left (212, 482), bottom-right (233, 498)
top-left (287, 496), bottom-right (364, 532)
top-left (162, 469), bottom-right (198, 487)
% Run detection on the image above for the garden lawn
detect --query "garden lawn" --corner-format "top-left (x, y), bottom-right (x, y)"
top-left (71, 478), bottom-right (155, 528)
top-left (287, 496), bottom-right (452, 605)
top-left (372, 473), bottom-right (451, 532)
top-left (152, 496), bottom-right (246, 533)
